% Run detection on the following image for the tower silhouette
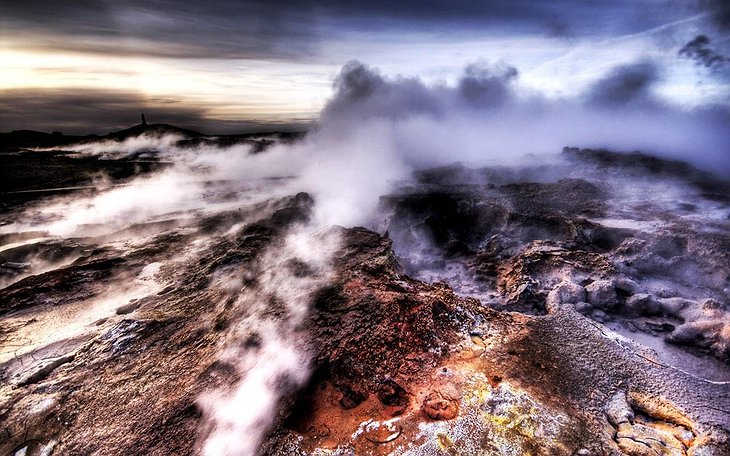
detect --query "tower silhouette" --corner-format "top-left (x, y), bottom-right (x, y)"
top-left (141, 113), bottom-right (147, 126)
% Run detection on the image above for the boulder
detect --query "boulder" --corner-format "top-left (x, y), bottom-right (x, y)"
top-left (624, 293), bottom-right (662, 317)
top-left (546, 280), bottom-right (585, 313)
top-left (585, 280), bottom-right (618, 311)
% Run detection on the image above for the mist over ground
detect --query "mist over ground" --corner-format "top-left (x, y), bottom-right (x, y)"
top-left (2, 59), bottom-right (729, 456)
top-left (2, 0), bottom-right (730, 453)
top-left (16, 59), bottom-right (729, 235)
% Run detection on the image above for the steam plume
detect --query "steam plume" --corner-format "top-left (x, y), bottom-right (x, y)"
top-left (4, 59), bottom-right (729, 456)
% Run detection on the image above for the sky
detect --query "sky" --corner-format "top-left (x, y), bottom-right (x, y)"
top-left (1, 0), bottom-right (728, 134)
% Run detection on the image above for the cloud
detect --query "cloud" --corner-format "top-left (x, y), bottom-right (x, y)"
top-left (0, 89), bottom-right (207, 134)
top-left (238, 59), bottom-right (727, 229)
top-left (679, 35), bottom-right (728, 69)
top-left (313, 60), bottom-right (730, 180)
top-left (0, 89), bottom-right (309, 135)
top-left (0, 1), bottom-right (699, 60)
top-left (0, 1), bottom-right (319, 60)
top-left (6, 59), bottom-right (729, 239)
top-left (699, 0), bottom-right (730, 31)
top-left (458, 62), bottom-right (518, 107)
top-left (585, 61), bottom-right (660, 107)
top-left (321, 61), bottom-right (442, 122)
top-left (5, 59), bottom-right (728, 456)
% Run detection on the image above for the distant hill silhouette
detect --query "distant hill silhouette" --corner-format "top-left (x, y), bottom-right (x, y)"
top-left (0, 130), bottom-right (99, 150)
top-left (0, 120), bottom-right (305, 151)
top-left (104, 122), bottom-right (202, 140)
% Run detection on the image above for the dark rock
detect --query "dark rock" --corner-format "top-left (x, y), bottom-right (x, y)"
top-left (116, 301), bottom-right (141, 315)
top-left (645, 321), bottom-right (675, 332)
top-left (585, 280), bottom-right (618, 311)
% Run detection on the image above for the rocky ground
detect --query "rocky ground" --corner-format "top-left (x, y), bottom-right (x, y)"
top-left (0, 133), bottom-right (728, 455)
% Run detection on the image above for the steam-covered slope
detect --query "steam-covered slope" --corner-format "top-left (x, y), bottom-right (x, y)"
top-left (0, 126), bottom-right (729, 456)
top-left (2, 183), bottom-right (728, 456)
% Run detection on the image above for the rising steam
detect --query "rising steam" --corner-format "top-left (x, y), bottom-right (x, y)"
top-left (199, 227), bottom-right (341, 456)
top-left (4, 59), bottom-right (729, 456)
top-left (11, 58), bottom-right (728, 237)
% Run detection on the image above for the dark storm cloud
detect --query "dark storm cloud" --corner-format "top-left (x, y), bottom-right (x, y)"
top-left (323, 60), bottom-right (520, 121)
top-left (322, 61), bottom-right (442, 120)
top-left (673, 2), bottom-right (730, 80)
top-left (0, 89), bottom-right (305, 135)
top-left (332, 62), bottom-right (386, 102)
top-left (585, 61), bottom-right (661, 107)
top-left (0, 0), bottom-right (691, 59)
top-left (679, 35), bottom-right (728, 69)
top-left (0, 1), bottom-right (317, 59)
top-left (699, 0), bottom-right (730, 31)
top-left (458, 63), bottom-right (518, 108)
top-left (316, 59), bottom-right (730, 173)
top-left (321, 60), bottom-right (520, 122)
